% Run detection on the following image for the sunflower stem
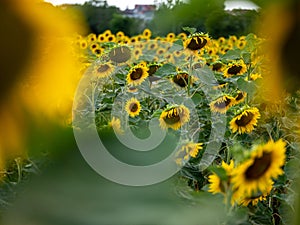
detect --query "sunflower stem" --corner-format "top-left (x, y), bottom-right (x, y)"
top-left (187, 55), bottom-right (194, 96)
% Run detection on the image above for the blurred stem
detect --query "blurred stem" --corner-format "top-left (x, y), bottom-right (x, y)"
top-left (187, 54), bottom-right (194, 96)
top-left (246, 63), bottom-right (252, 105)
top-left (15, 157), bottom-right (22, 183)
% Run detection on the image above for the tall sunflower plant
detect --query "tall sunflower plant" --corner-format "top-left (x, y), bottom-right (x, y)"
top-left (74, 28), bottom-right (300, 224)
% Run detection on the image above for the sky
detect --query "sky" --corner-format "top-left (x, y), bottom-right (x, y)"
top-left (45, 0), bottom-right (166, 10)
top-left (45, 0), bottom-right (259, 11)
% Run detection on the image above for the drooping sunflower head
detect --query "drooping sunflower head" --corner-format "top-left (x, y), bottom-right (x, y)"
top-left (229, 107), bottom-right (261, 134)
top-left (93, 62), bottom-right (114, 78)
top-left (108, 45), bottom-right (132, 63)
top-left (125, 97), bottom-right (141, 118)
top-left (159, 105), bottom-right (190, 130)
top-left (147, 63), bottom-right (162, 76)
top-left (209, 95), bottom-right (235, 114)
top-left (234, 91), bottom-right (247, 105)
top-left (126, 63), bottom-right (149, 86)
top-left (231, 139), bottom-right (286, 196)
top-left (223, 60), bottom-right (247, 78)
top-left (184, 33), bottom-right (210, 51)
top-left (172, 72), bottom-right (190, 88)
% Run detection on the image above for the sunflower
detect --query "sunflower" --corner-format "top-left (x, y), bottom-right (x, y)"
top-left (177, 32), bottom-right (187, 40)
top-left (209, 95), bottom-right (235, 114)
top-left (147, 42), bottom-right (158, 51)
top-left (127, 86), bottom-right (138, 93)
top-left (184, 33), bottom-right (210, 51)
top-left (238, 184), bottom-right (272, 206)
top-left (147, 63), bottom-right (162, 77)
top-left (108, 117), bottom-right (124, 134)
top-left (231, 139), bottom-right (286, 196)
top-left (106, 34), bottom-right (116, 42)
top-left (208, 160), bottom-right (243, 205)
top-left (175, 142), bottom-right (203, 165)
top-left (97, 34), bottom-right (106, 42)
top-left (89, 42), bottom-right (99, 51)
top-left (159, 105), bottom-right (190, 130)
top-left (142, 28), bottom-right (152, 39)
top-left (234, 91), bottom-right (247, 105)
top-left (218, 37), bottom-right (226, 44)
top-left (212, 82), bottom-right (228, 90)
top-left (230, 107), bottom-right (260, 134)
top-left (87, 33), bottom-right (97, 43)
top-left (172, 72), bottom-right (191, 88)
top-left (208, 160), bottom-right (235, 194)
top-left (125, 97), bottom-right (141, 117)
top-left (93, 62), bottom-right (114, 78)
top-left (103, 29), bottom-right (112, 37)
top-left (116, 31), bottom-right (125, 39)
top-left (156, 47), bottom-right (166, 56)
top-left (126, 63), bottom-right (149, 86)
top-left (211, 61), bottom-right (224, 72)
top-left (133, 48), bottom-right (143, 60)
top-left (92, 47), bottom-right (104, 57)
top-left (108, 45), bottom-right (132, 63)
top-left (236, 39), bottom-right (247, 49)
top-left (79, 39), bottom-right (88, 49)
top-left (223, 60), bottom-right (247, 78)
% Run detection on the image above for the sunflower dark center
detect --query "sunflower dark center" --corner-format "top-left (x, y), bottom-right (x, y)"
top-left (95, 49), bottom-right (101, 54)
top-left (235, 112), bottom-right (254, 126)
top-left (97, 64), bottom-right (110, 73)
top-left (187, 36), bottom-right (207, 50)
top-left (235, 92), bottom-right (244, 101)
top-left (164, 108), bottom-right (181, 124)
top-left (245, 152), bottom-right (272, 180)
top-left (228, 65), bottom-right (242, 75)
top-left (214, 97), bottom-right (232, 109)
top-left (212, 62), bottom-right (223, 71)
top-left (109, 46), bottom-right (131, 63)
top-left (130, 68), bottom-right (143, 80)
top-left (129, 103), bottom-right (138, 112)
top-left (173, 73), bottom-right (189, 87)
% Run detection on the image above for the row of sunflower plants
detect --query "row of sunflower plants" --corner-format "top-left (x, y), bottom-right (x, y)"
top-left (73, 27), bottom-right (300, 224)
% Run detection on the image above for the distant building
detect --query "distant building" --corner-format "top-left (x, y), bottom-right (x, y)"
top-left (122, 4), bottom-right (156, 21)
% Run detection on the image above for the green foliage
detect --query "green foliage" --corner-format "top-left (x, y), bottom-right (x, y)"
top-left (109, 14), bottom-right (143, 36)
top-left (206, 9), bottom-right (260, 38)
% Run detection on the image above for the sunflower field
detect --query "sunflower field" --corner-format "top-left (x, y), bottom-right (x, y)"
top-left (1, 0), bottom-right (300, 224)
top-left (69, 26), bottom-right (300, 224)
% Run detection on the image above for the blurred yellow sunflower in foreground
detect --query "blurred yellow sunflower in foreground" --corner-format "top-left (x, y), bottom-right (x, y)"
top-left (231, 139), bottom-right (286, 196)
top-left (0, 0), bottom-right (85, 170)
top-left (208, 160), bottom-right (234, 195)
